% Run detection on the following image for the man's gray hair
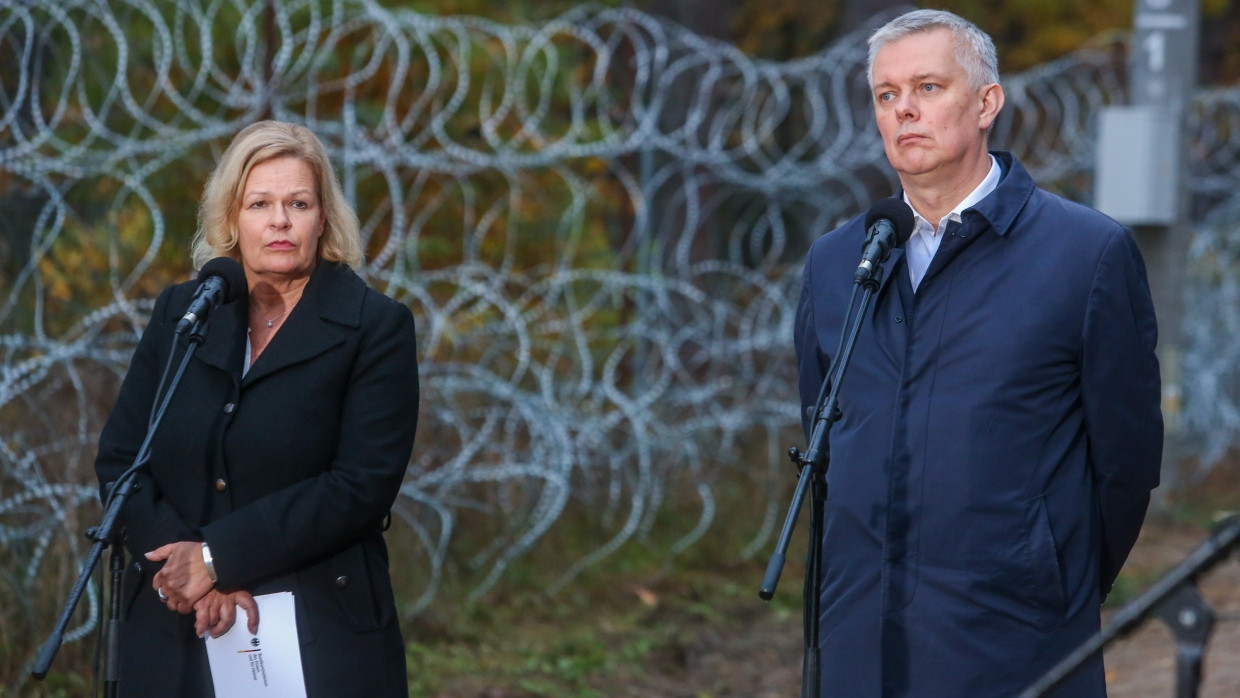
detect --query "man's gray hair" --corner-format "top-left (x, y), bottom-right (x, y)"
top-left (867, 9), bottom-right (999, 90)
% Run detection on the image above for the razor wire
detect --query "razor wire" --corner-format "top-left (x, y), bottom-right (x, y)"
top-left (3, 0), bottom-right (1240, 683)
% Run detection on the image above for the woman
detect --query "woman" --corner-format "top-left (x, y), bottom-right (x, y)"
top-left (94, 120), bottom-right (419, 696)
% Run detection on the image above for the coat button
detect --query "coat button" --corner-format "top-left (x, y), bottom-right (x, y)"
top-left (215, 478), bottom-right (228, 492)
top-left (223, 403), bottom-right (236, 413)
top-left (335, 575), bottom-right (350, 588)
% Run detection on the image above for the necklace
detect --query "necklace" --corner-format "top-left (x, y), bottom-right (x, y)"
top-left (250, 303), bottom-right (287, 329)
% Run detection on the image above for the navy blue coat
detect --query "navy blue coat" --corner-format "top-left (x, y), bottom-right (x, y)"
top-left (793, 153), bottom-right (1162, 697)
top-left (95, 262), bottom-right (418, 697)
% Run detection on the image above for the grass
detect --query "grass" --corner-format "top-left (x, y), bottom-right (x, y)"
top-left (406, 596), bottom-right (628, 697)
top-left (403, 553), bottom-right (804, 697)
top-left (398, 481), bottom-right (808, 696)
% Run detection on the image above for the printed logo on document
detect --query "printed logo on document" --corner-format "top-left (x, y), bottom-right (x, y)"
top-left (238, 635), bottom-right (269, 687)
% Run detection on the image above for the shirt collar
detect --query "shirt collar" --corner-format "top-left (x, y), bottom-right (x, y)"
top-left (904, 155), bottom-right (1002, 235)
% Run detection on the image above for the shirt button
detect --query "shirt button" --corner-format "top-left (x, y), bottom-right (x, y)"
top-left (215, 479), bottom-right (228, 492)
top-left (223, 403), bottom-right (236, 413)
top-left (334, 575), bottom-right (350, 588)
top-left (895, 315), bottom-right (904, 323)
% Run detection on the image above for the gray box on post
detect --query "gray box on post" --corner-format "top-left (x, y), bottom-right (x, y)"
top-left (1093, 105), bottom-right (1181, 226)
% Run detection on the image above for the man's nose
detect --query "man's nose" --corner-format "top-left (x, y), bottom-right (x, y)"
top-left (894, 93), bottom-right (918, 120)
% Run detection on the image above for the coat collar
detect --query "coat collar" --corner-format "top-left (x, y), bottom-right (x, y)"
top-left (874, 248), bottom-right (906, 299)
top-left (193, 294), bottom-right (246, 378)
top-left (892, 151), bottom-right (1035, 240)
top-left (963, 151), bottom-right (1035, 238)
top-left (880, 151), bottom-right (1035, 293)
top-left (192, 261), bottom-right (366, 385)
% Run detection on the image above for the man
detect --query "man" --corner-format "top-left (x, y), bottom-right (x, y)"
top-left (793, 10), bottom-right (1162, 697)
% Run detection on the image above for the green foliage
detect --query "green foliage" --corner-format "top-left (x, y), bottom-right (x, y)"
top-left (946, 0), bottom-right (1133, 72)
top-left (407, 614), bottom-right (619, 697)
top-left (729, 0), bottom-right (1138, 70)
top-left (724, 0), bottom-right (1240, 86)
top-left (11, 672), bottom-right (91, 698)
top-left (382, 0), bottom-right (626, 23)
top-left (731, 0), bottom-right (842, 60)
top-left (1104, 567), bottom-right (1156, 608)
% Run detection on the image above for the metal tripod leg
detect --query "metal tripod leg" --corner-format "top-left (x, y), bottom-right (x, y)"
top-left (1154, 583), bottom-right (1215, 698)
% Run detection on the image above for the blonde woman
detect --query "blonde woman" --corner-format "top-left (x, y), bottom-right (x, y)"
top-left (95, 121), bottom-right (418, 696)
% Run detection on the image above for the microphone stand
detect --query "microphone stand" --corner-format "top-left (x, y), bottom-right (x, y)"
top-left (760, 265), bottom-right (886, 698)
top-left (32, 317), bottom-right (212, 691)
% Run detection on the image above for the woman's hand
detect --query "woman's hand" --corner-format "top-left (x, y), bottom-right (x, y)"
top-left (146, 541), bottom-right (215, 614)
top-left (194, 590), bottom-right (259, 639)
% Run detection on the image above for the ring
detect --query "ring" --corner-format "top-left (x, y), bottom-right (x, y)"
top-left (157, 586), bottom-right (168, 602)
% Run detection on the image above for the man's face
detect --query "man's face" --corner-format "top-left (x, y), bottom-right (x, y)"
top-left (870, 28), bottom-right (1000, 185)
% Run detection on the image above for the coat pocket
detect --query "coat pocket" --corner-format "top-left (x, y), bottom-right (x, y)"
top-left (1022, 495), bottom-right (1068, 622)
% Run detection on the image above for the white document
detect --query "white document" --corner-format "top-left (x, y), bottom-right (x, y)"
top-left (204, 591), bottom-right (307, 698)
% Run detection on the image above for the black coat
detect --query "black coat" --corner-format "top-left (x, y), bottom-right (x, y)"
top-left (95, 261), bottom-right (419, 697)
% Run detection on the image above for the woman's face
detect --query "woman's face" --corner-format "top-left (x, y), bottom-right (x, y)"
top-left (236, 156), bottom-right (324, 284)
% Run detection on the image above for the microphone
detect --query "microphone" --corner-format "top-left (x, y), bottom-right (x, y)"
top-left (174, 257), bottom-right (247, 335)
top-left (855, 198), bottom-right (915, 284)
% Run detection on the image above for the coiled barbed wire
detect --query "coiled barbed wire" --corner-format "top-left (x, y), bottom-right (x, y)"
top-left (3, 1), bottom-right (1240, 684)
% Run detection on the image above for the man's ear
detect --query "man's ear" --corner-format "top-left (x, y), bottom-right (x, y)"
top-left (978, 83), bottom-right (1005, 131)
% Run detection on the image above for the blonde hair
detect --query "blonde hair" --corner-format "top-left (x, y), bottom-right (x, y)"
top-left (192, 120), bottom-right (363, 270)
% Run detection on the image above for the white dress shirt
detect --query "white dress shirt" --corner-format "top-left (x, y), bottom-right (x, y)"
top-left (904, 156), bottom-right (1002, 291)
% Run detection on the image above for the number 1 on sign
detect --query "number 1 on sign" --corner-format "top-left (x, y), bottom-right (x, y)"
top-left (1143, 30), bottom-right (1166, 73)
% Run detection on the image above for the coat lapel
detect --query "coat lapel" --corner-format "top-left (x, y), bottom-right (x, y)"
top-left (904, 153), bottom-right (1034, 292)
top-left (193, 296), bottom-right (247, 380)
top-left (876, 248), bottom-right (905, 298)
top-left (864, 248), bottom-right (907, 368)
top-left (242, 262), bottom-right (365, 386)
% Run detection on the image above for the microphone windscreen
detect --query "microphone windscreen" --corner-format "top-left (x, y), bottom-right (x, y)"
top-left (864, 198), bottom-right (916, 246)
top-left (196, 257), bottom-right (248, 304)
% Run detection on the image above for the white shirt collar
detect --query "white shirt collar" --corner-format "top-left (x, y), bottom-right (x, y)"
top-left (905, 155), bottom-right (1002, 237)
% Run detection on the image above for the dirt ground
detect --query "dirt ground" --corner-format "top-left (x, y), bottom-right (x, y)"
top-left (599, 522), bottom-right (1240, 698)
top-left (1099, 521), bottom-right (1240, 698)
